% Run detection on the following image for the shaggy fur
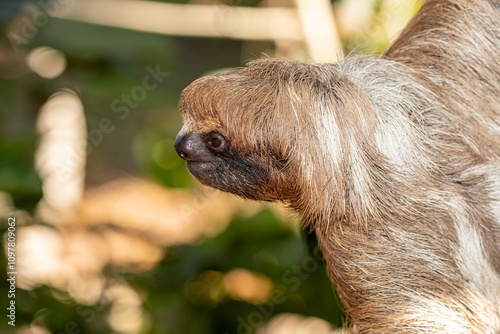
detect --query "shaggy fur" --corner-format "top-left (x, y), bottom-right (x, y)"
top-left (175, 0), bottom-right (500, 332)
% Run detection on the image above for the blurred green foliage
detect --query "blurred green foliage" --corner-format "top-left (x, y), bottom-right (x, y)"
top-left (0, 209), bottom-right (344, 334)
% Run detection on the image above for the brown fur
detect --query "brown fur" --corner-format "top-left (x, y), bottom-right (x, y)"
top-left (176, 0), bottom-right (500, 332)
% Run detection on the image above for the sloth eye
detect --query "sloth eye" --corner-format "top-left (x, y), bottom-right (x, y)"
top-left (210, 137), bottom-right (222, 148)
top-left (206, 133), bottom-right (227, 152)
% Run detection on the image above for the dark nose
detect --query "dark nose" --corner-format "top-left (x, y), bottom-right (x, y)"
top-left (174, 132), bottom-right (210, 161)
top-left (174, 133), bottom-right (190, 160)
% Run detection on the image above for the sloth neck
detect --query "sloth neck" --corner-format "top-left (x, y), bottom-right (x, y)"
top-left (280, 0), bottom-right (500, 330)
top-left (283, 55), bottom-right (500, 331)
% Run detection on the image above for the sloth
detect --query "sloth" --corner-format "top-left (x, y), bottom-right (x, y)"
top-left (175, 0), bottom-right (500, 332)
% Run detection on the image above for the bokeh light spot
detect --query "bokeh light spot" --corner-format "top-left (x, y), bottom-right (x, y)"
top-left (27, 46), bottom-right (67, 79)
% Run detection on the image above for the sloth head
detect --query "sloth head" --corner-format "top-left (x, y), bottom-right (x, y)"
top-left (175, 58), bottom-right (376, 205)
top-left (175, 59), bottom-right (300, 202)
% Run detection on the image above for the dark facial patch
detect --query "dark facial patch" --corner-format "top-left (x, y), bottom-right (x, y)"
top-left (187, 150), bottom-right (281, 201)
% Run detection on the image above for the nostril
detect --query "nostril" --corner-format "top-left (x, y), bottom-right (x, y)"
top-left (174, 133), bottom-right (190, 160)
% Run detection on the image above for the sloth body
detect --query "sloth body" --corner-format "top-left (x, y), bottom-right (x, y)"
top-left (175, 0), bottom-right (500, 332)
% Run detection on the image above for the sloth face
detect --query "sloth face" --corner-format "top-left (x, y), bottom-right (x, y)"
top-left (174, 61), bottom-right (299, 202)
top-left (174, 129), bottom-right (287, 201)
top-left (174, 58), bottom-right (347, 203)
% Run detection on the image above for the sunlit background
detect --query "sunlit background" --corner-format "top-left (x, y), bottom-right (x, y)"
top-left (0, 0), bottom-right (420, 333)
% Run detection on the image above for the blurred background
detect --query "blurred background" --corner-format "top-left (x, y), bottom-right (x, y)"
top-left (0, 0), bottom-right (420, 333)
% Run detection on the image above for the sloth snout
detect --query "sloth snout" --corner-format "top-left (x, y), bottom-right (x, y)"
top-left (174, 132), bottom-right (213, 162)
